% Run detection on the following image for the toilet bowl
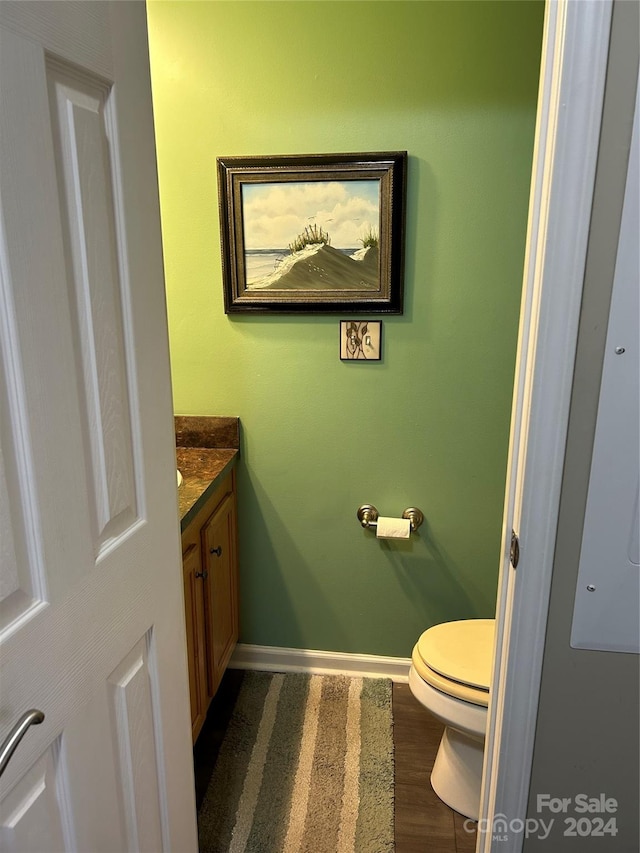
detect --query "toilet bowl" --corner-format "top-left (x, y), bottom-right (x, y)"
top-left (408, 618), bottom-right (495, 821)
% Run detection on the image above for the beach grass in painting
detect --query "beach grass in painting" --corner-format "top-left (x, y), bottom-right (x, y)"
top-left (242, 180), bottom-right (381, 291)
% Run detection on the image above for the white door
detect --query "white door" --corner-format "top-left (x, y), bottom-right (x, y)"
top-left (478, 1), bottom-right (617, 850)
top-left (0, 2), bottom-right (198, 851)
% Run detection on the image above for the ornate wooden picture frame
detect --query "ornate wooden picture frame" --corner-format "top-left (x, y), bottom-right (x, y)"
top-left (217, 152), bottom-right (407, 314)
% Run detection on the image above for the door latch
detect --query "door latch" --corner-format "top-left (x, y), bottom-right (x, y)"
top-left (510, 530), bottom-right (520, 568)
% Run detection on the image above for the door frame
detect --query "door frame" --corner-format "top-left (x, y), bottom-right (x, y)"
top-left (478, 1), bottom-right (614, 850)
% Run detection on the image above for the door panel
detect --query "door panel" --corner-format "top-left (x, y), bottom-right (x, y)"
top-left (0, 19), bottom-right (84, 621)
top-left (107, 634), bottom-right (163, 853)
top-left (46, 57), bottom-right (138, 552)
top-left (0, 747), bottom-right (70, 852)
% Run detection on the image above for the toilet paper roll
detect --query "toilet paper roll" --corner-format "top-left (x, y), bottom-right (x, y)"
top-left (376, 516), bottom-right (411, 539)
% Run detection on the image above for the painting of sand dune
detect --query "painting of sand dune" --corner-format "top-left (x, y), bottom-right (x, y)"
top-left (249, 243), bottom-right (379, 291)
top-left (242, 180), bottom-right (381, 291)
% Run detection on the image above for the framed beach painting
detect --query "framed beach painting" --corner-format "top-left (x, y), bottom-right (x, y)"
top-left (217, 152), bottom-right (407, 313)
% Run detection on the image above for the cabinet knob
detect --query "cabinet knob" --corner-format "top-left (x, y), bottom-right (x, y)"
top-left (209, 546), bottom-right (222, 557)
top-left (195, 570), bottom-right (208, 579)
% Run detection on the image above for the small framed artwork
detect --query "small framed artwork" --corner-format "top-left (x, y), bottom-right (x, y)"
top-left (217, 152), bottom-right (407, 314)
top-left (340, 321), bottom-right (382, 361)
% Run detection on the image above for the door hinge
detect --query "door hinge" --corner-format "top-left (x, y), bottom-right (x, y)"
top-left (510, 530), bottom-right (520, 568)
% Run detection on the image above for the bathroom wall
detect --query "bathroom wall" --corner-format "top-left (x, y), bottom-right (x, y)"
top-left (146, 0), bottom-right (544, 657)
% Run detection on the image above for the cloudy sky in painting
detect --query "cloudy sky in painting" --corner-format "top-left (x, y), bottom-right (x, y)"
top-left (241, 180), bottom-right (380, 250)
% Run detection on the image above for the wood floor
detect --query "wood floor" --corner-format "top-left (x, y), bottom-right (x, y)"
top-left (393, 683), bottom-right (477, 853)
top-left (193, 671), bottom-right (478, 852)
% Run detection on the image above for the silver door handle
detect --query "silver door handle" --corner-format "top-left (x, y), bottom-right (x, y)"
top-left (0, 709), bottom-right (45, 777)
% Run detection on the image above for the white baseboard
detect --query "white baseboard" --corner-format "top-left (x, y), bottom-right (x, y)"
top-left (229, 643), bottom-right (412, 683)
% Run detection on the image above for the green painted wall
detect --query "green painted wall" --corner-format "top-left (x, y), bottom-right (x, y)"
top-left (147, 0), bottom-right (544, 657)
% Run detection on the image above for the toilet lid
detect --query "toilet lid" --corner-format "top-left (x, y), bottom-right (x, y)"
top-left (415, 619), bottom-right (494, 690)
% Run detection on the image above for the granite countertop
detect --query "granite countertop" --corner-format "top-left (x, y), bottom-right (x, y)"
top-left (176, 416), bottom-right (240, 532)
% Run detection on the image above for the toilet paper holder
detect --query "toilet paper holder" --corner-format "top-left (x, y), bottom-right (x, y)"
top-left (357, 504), bottom-right (424, 533)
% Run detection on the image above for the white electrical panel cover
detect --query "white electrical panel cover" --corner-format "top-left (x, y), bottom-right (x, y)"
top-left (570, 76), bottom-right (640, 654)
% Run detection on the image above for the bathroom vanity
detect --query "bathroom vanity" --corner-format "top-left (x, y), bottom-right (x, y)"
top-left (176, 417), bottom-right (240, 743)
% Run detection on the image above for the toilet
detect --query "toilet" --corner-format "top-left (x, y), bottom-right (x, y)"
top-left (408, 618), bottom-right (495, 821)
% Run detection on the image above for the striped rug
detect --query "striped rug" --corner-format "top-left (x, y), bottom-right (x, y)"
top-left (198, 671), bottom-right (394, 853)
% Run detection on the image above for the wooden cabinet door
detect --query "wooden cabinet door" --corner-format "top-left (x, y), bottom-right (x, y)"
top-left (202, 491), bottom-right (239, 697)
top-left (182, 542), bottom-right (208, 741)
